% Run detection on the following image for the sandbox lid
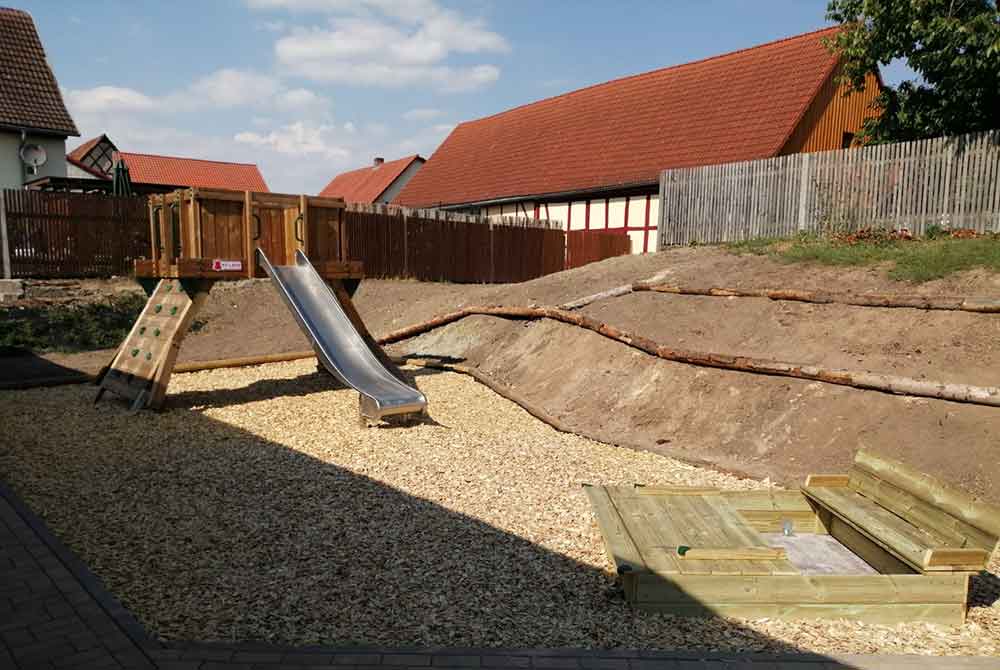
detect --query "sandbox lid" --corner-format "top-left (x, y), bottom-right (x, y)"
top-left (585, 485), bottom-right (799, 577)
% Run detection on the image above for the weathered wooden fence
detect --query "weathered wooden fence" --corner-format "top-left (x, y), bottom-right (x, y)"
top-left (343, 203), bottom-right (565, 283)
top-left (658, 130), bottom-right (1000, 246)
top-left (565, 230), bottom-right (632, 269)
top-left (1, 190), bottom-right (150, 278)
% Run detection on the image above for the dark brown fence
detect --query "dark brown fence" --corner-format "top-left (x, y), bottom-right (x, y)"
top-left (566, 230), bottom-right (632, 269)
top-left (2, 190), bottom-right (150, 278)
top-left (343, 208), bottom-right (565, 283)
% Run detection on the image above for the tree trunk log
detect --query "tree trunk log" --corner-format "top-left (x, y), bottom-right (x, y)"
top-left (376, 305), bottom-right (1000, 408)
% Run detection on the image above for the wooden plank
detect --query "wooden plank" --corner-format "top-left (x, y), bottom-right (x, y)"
top-left (676, 547), bottom-right (787, 561)
top-left (848, 467), bottom-right (993, 550)
top-left (635, 573), bottom-right (966, 605)
top-left (582, 485), bottom-right (648, 575)
top-left (804, 474), bottom-right (850, 487)
top-left (853, 449), bottom-right (1000, 546)
top-left (634, 601), bottom-right (965, 626)
top-left (923, 547), bottom-right (990, 571)
top-left (804, 485), bottom-right (938, 570)
top-left (610, 492), bottom-right (682, 575)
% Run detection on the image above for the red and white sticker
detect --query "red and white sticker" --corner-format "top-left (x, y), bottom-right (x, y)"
top-left (211, 259), bottom-right (243, 271)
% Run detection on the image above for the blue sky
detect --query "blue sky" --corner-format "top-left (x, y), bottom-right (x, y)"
top-left (21, 1), bottom-right (915, 193)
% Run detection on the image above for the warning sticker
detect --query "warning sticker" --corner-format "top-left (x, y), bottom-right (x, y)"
top-left (211, 259), bottom-right (243, 271)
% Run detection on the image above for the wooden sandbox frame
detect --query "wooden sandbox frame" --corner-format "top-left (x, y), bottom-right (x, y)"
top-left (96, 188), bottom-right (367, 410)
top-left (586, 450), bottom-right (999, 625)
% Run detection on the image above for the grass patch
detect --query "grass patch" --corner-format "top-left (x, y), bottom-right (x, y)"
top-left (728, 234), bottom-right (1000, 282)
top-left (0, 294), bottom-right (147, 353)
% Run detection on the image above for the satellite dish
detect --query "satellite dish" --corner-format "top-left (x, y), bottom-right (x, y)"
top-left (19, 144), bottom-right (47, 174)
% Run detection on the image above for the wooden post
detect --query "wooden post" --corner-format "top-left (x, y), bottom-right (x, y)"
top-left (797, 153), bottom-right (811, 232)
top-left (0, 190), bottom-right (10, 279)
top-left (402, 208), bottom-right (409, 278)
top-left (298, 194), bottom-right (309, 257)
top-left (243, 191), bottom-right (254, 278)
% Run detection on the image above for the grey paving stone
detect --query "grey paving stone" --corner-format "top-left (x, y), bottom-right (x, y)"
top-left (382, 654), bottom-right (432, 666)
top-left (432, 655), bottom-right (483, 668)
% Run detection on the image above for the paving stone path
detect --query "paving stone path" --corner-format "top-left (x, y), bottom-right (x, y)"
top-left (1, 482), bottom-right (994, 670)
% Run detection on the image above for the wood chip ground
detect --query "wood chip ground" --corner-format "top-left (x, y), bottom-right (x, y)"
top-left (1, 360), bottom-right (997, 655)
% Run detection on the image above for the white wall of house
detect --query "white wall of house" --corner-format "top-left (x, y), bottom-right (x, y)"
top-left (66, 162), bottom-right (102, 179)
top-left (472, 190), bottom-right (660, 254)
top-left (378, 159), bottom-right (425, 204)
top-left (0, 132), bottom-right (68, 189)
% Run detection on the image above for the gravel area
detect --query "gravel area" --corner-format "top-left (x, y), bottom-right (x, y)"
top-left (1, 359), bottom-right (998, 655)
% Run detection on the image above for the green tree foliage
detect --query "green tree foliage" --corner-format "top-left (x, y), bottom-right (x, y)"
top-left (825, 0), bottom-right (1000, 143)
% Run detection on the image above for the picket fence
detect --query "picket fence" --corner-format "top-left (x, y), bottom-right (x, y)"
top-left (658, 131), bottom-right (1000, 246)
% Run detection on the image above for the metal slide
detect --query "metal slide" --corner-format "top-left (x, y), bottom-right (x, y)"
top-left (257, 248), bottom-right (427, 422)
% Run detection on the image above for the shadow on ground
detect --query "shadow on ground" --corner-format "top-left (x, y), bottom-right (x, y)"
top-left (2, 372), bottom-right (875, 662)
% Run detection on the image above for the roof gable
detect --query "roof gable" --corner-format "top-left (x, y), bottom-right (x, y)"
top-left (0, 8), bottom-right (78, 136)
top-left (319, 155), bottom-right (424, 202)
top-left (396, 27), bottom-right (841, 208)
top-left (119, 152), bottom-right (269, 191)
top-left (67, 134), bottom-right (118, 177)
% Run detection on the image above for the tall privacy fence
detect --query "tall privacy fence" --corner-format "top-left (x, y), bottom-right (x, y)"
top-left (343, 203), bottom-right (565, 283)
top-left (1, 190), bottom-right (150, 278)
top-left (0, 190), bottom-right (569, 283)
top-left (658, 130), bottom-right (1000, 246)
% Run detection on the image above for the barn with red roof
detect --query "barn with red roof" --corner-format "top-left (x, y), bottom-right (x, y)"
top-left (395, 27), bottom-right (881, 254)
top-left (319, 155), bottom-right (425, 204)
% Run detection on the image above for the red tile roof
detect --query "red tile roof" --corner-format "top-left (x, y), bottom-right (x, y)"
top-left (396, 27), bottom-right (843, 208)
top-left (0, 7), bottom-right (78, 135)
top-left (118, 152), bottom-right (269, 191)
top-left (319, 155), bottom-right (424, 202)
top-left (67, 135), bottom-right (106, 164)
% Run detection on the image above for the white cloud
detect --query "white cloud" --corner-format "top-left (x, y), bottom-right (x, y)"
top-left (262, 0), bottom-right (507, 91)
top-left (67, 69), bottom-right (330, 115)
top-left (234, 121), bottom-right (350, 160)
top-left (402, 107), bottom-right (442, 121)
top-left (64, 86), bottom-right (155, 113)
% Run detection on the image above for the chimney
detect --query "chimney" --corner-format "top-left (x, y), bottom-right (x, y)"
top-left (373, 157), bottom-right (384, 167)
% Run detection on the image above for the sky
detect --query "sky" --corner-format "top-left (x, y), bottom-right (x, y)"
top-left (20, 0), bottom-right (917, 194)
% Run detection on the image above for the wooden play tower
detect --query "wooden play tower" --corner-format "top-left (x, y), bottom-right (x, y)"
top-left (96, 188), bottom-right (364, 411)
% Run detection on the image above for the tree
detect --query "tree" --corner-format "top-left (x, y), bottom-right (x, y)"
top-left (825, 0), bottom-right (1000, 143)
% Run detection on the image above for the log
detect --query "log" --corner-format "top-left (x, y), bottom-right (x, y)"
top-left (376, 305), bottom-right (1000, 408)
top-left (173, 350), bottom-right (315, 373)
top-left (559, 269), bottom-right (675, 310)
top-left (632, 282), bottom-right (1000, 313)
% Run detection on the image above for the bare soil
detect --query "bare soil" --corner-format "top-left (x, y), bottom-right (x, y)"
top-left (9, 246), bottom-right (1000, 500)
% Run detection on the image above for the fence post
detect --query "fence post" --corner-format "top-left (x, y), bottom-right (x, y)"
top-left (0, 190), bottom-right (10, 279)
top-left (797, 153), bottom-right (811, 232)
top-left (489, 221), bottom-right (495, 283)
top-left (402, 209), bottom-right (409, 278)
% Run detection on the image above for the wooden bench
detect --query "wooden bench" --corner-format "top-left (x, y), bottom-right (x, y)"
top-left (803, 450), bottom-right (1000, 574)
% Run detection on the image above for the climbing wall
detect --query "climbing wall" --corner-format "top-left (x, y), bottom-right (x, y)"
top-left (98, 279), bottom-right (209, 410)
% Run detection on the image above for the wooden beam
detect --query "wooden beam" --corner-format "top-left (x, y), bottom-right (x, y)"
top-left (675, 547), bottom-right (788, 561)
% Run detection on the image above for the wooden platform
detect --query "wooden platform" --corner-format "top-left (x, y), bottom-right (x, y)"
top-left (584, 473), bottom-right (989, 625)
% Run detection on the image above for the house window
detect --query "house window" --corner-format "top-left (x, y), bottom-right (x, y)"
top-left (842, 132), bottom-right (855, 149)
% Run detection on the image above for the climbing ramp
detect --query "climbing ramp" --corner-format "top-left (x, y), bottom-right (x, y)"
top-left (95, 279), bottom-right (210, 411)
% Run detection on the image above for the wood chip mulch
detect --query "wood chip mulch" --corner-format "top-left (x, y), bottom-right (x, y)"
top-left (1, 359), bottom-right (997, 655)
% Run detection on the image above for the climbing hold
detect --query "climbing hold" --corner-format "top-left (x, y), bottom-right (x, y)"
top-left (145, 352), bottom-right (152, 361)
top-left (139, 326), bottom-right (146, 335)
top-left (170, 306), bottom-right (178, 316)
top-left (155, 305), bottom-right (162, 313)
top-left (131, 348), bottom-right (139, 357)
top-left (154, 328), bottom-right (161, 337)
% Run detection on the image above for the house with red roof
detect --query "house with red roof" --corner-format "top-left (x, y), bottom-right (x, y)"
top-left (0, 7), bottom-right (79, 189)
top-left (319, 155), bottom-right (425, 203)
top-left (395, 27), bottom-right (881, 254)
top-left (62, 134), bottom-right (269, 193)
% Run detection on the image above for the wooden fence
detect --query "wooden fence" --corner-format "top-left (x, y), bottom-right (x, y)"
top-left (343, 205), bottom-right (565, 283)
top-left (658, 130), bottom-right (1000, 246)
top-left (566, 230), bottom-right (632, 269)
top-left (1, 190), bottom-right (150, 278)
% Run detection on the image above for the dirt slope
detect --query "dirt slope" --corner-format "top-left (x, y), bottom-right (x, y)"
top-left (19, 246), bottom-right (1000, 500)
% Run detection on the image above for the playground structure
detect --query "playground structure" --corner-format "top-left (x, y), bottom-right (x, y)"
top-left (96, 188), bottom-right (426, 421)
top-left (586, 449), bottom-right (999, 625)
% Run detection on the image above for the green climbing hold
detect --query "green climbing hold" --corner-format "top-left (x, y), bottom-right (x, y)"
top-left (139, 326), bottom-right (146, 335)
top-left (146, 352), bottom-right (152, 361)
top-left (165, 284), bottom-right (173, 292)
top-left (154, 328), bottom-right (161, 337)
top-left (170, 306), bottom-right (178, 316)
top-left (155, 305), bottom-right (163, 313)
top-left (131, 348), bottom-right (139, 357)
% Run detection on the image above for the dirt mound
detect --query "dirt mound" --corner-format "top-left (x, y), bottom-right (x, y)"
top-left (12, 246), bottom-right (1000, 501)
